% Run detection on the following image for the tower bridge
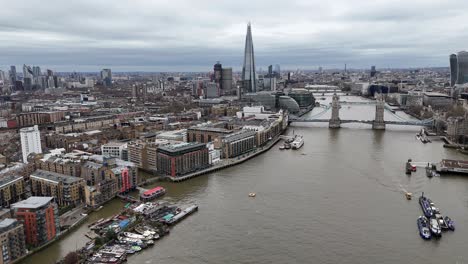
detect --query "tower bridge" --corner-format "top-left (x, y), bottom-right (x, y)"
top-left (289, 94), bottom-right (433, 129)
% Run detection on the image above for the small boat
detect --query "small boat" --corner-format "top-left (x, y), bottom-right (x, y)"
top-left (249, 193), bottom-right (256, 197)
top-left (411, 165), bottom-right (417, 172)
top-left (417, 216), bottom-right (431, 240)
top-left (405, 192), bottom-right (412, 200)
top-left (291, 136), bottom-right (304, 150)
top-left (429, 217), bottom-right (442, 237)
top-left (284, 143), bottom-right (291, 149)
top-left (444, 216), bottom-right (455, 231)
top-left (279, 145), bottom-right (285, 150)
top-left (419, 194), bottom-right (433, 218)
top-left (435, 214), bottom-right (448, 230)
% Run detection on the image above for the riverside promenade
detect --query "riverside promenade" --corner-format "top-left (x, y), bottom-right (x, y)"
top-left (167, 134), bottom-right (283, 182)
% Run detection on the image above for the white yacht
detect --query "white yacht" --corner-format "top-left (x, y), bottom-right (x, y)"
top-left (291, 136), bottom-right (304, 150)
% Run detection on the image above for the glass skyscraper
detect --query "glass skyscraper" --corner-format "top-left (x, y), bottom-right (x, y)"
top-left (242, 23), bottom-right (256, 93)
top-left (457, 51), bottom-right (468, 85)
top-left (450, 54), bottom-right (457, 87)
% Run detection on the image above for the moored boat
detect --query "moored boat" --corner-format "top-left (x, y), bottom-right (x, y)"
top-left (417, 216), bottom-right (431, 240)
top-left (444, 216), bottom-right (455, 231)
top-left (429, 217), bottom-right (442, 237)
top-left (419, 194), bottom-right (433, 218)
top-left (140, 186), bottom-right (166, 202)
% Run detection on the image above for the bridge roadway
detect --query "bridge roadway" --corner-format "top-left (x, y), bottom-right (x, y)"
top-left (289, 119), bottom-right (431, 126)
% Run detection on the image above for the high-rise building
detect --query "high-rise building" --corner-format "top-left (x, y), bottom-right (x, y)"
top-left (100, 69), bottom-right (112, 87)
top-left (20, 125), bottom-right (42, 163)
top-left (22, 65), bottom-right (33, 79)
top-left (9, 66), bottom-right (17, 84)
top-left (213, 62), bottom-right (222, 84)
top-left (370, 66), bottom-right (377, 77)
top-left (11, 197), bottom-right (59, 247)
top-left (221, 67), bottom-right (233, 93)
top-left (450, 54), bottom-right (458, 87)
top-left (32, 66), bottom-right (41, 77)
top-left (456, 51), bottom-right (468, 85)
top-left (274, 64), bottom-right (280, 75)
top-left (0, 218), bottom-right (27, 263)
top-left (241, 23), bottom-right (257, 94)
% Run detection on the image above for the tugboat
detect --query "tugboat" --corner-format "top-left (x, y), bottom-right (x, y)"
top-left (429, 217), bottom-right (442, 237)
top-left (444, 216), bottom-right (455, 231)
top-left (417, 216), bottom-right (431, 240)
top-left (419, 193), bottom-right (433, 218)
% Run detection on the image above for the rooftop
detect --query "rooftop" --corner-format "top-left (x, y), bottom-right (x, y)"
top-left (0, 175), bottom-right (23, 189)
top-left (0, 218), bottom-right (17, 230)
top-left (11, 196), bottom-right (54, 209)
top-left (222, 130), bottom-right (257, 143)
top-left (157, 142), bottom-right (206, 154)
top-left (31, 170), bottom-right (83, 184)
top-left (188, 126), bottom-right (232, 133)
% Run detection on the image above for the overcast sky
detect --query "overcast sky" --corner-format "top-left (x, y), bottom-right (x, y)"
top-left (1, 0), bottom-right (467, 72)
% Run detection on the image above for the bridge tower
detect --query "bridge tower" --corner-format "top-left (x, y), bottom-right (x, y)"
top-left (329, 93), bottom-right (341, 128)
top-left (372, 93), bottom-right (386, 130)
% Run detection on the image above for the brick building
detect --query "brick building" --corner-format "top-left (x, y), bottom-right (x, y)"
top-left (0, 176), bottom-right (26, 208)
top-left (156, 142), bottom-right (209, 177)
top-left (11, 197), bottom-right (59, 247)
top-left (0, 218), bottom-right (26, 264)
top-left (30, 170), bottom-right (85, 208)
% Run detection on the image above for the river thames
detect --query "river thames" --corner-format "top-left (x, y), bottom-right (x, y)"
top-left (22, 95), bottom-right (468, 263)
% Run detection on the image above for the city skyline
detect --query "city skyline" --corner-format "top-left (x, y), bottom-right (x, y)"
top-left (1, 0), bottom-right (468, 71)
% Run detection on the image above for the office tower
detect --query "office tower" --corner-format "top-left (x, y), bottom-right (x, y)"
top-left (370, 66), bottom-right (377, 77)
top-left (450, 54), bottom-right (458, 87)
top-left (214, 62), bottom-right (222, 84)
top-left (11, 197), bottom-right (59, 247)
top-left (268, 65), bottom-right (273, 75)
top-left (456, 51), bottom-right (468, 85)
top-left (241, 22), bottom-right (257, 93)
top-left (0, 70), bottom-right (5, 81)
top-left (274, 64), bottom-right (280, 75)
top-left (23, 78), bottom-right (32, 91)
top-left (46, 69), bottom-right (53, 76)
top-left (22, 65), bottom-right (33, 79)
top-left (221, 67), bottom-right (233, 93)
top-left (100, 68), bottom-right (112, 86)
top-left (20, 125), bottom-right (42, 163)
top-left (32, 66), bottom-right (41, 77)
top-left (9, 66), bottom-right (17, 84)
top-left (0, 219), bottom-right (27, 263)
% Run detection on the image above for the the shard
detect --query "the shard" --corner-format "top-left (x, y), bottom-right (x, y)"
top-left (242, 22), bottom-right (256, 93)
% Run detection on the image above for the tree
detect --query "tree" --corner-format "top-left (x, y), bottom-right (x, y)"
top-left (105, 230), bottom-right (117, 241)
top-left (64, 251), bottom-right (79, 264)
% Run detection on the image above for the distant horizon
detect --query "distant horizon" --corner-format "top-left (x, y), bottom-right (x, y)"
top-left (0, 64), bottom-right (451, 74)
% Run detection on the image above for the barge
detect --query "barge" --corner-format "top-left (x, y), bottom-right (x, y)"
top-left (165, 204), bottom-right (198, 225)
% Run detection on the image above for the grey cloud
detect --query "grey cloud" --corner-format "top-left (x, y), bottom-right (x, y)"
top-left (0, 0), bottom-right (466, 71)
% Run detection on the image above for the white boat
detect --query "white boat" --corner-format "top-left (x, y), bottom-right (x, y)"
top-left (291, 136), bottom-right (304, 150)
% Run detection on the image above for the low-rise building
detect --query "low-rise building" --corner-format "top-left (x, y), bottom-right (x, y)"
top-left (30, 170), bottom-right (85, 208)
top-left (156, 142), bottom-right (209, 177)
top-left (423, 92), bottom-right (452, 108)
top-left (11, 197), bottom-right (59, 247)
top-left (0, 218), bottom-right (26, 264)
top-left (0, 176), bottom-right (26, 208)
top-left (101, 142), bottom-right (128, 160)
